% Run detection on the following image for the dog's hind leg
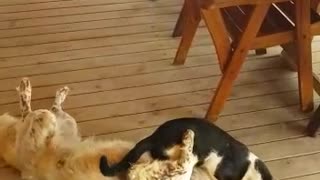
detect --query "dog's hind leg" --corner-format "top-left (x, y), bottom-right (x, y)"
top-left (51, 86), bottom-right (80, 142)
top-left (51, 86), bottom-right (70, 113)
top-left (16, 78), bottom-right (32, 119)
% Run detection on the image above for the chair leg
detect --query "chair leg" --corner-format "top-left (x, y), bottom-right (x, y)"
top-left (205, 4), bottom-right (270, 121)
top-left (172, 2), bottom-right (187, 37)
top-left (295, 0), bottom-right (314, 112)
top-left (173, 0), bottom-right (201, 65)
top-left (201, 8), bottom-right (232, 72)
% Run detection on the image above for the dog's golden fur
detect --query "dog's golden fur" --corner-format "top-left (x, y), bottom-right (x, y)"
top-left (0, 111), bottom-right (144, 180)
top-left (0, 78), bottom-right (212, 180)
top-left (0, 113), bottom-right (19, 169)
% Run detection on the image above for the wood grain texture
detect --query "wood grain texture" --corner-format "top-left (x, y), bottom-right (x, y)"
top-left (0, 0), bottom-right (320, 180)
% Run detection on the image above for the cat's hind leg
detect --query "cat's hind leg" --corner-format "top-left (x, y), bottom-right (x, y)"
top-left (198, 151), bottom-right (223, 180)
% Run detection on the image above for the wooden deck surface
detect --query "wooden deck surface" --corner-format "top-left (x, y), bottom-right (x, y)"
top-left (1, 0), bottom-right (320, 179)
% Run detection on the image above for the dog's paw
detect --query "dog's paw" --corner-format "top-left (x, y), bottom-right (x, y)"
top-left (56, 86), bottom-right (70, 102)
top-left (16, 78), bottom-right (32, 96)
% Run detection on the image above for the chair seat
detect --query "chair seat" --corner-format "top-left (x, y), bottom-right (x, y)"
top-left (198, 0), bottom-right (291, 8)
top-left (221, 2), bottom-right (320, 49)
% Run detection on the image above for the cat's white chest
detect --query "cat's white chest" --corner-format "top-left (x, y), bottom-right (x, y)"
top-left (202, 152), bottom-right (223, 174)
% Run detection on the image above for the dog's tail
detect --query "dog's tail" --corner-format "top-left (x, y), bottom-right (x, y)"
top-left (99, 136), bottom-right (153, 176)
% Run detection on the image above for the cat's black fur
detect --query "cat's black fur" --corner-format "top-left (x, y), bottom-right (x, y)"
top-left (99, 117), bottom-right (273, 180)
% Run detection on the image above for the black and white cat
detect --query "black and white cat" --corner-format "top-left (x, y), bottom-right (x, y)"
top-left (99, 117), bottom-right (273, 180)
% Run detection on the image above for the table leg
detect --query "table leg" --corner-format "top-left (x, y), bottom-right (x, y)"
top-left (205, 4), bottom-right (270, 121)
top-left (295, 0), bottom-right (314, 112)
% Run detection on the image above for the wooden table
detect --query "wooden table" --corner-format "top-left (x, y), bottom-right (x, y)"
top-left (173, 0), bottom-right (320, 133)
top-left (284, 0), bottom-right (320, 136)
top-left (256, 0), bottom-right (320, 136)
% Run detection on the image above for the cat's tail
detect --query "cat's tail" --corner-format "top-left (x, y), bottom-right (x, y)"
top-left (255, 159), bottom-right (273, 180)
top-left (99, 136), bottom-right (153, 176)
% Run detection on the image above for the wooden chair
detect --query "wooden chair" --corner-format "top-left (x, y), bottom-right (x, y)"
top-left (172, 0), bottom-right (320, 122)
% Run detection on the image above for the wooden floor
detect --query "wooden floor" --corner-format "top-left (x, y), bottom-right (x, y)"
top-left (1, 0), bottom-right (320, 179)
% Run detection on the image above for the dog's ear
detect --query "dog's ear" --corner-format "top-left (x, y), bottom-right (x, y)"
top-left (255, 159), bottom-right (273, 180)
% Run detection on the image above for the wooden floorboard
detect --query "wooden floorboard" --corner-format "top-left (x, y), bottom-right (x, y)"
top-left (288, 173), bottom-right (320, 180)
top-left (0, 0), bottom-right (160, 13)
top-left (1, 0), bottom-right (320, 179)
